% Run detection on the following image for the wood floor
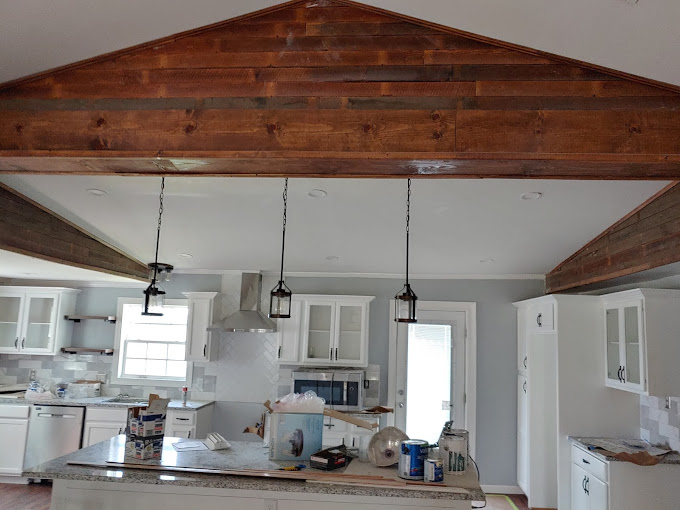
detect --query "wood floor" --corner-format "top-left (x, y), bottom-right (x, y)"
top-left (0, 483), bottom-right (530, 510)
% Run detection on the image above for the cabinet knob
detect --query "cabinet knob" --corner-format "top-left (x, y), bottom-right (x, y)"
top-left (398, 402), bottom-right (404, 408)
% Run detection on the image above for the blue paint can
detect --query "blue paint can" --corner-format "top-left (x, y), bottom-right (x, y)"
top-left (398, 439), bottom-right (429, 480)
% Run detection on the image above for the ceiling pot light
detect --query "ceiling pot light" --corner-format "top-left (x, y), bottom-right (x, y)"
top-left (479, 258), bottom-right (495, 264)
top-left (142, 178), bottom-right (173, 316)
top-left (394, 179), bottom-right (418, 323)
top-left (521, 192), bottom-right (543, 200)
top-left (325, 256), bottom-right (339, 261)
top-left (308, 189), bottom-right (327, 198)
top-left (178, 253), bottom-right (193, 259)
top-left (270, 178), bottom-right (293, 319)
top-left (86, 188), bottom-right (108, 196)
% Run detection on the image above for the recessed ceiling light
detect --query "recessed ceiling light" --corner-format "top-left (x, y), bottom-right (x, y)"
top-left (308, 189), bottom-right (327, 198)
top-left (521, 192), bottom-right (543, 200)
top-left (87, 188), bottom-right (108, 197)
top-left (178, 253), bottom-right (193, 259)
top-left (325, 255), bottom-right (339, 261)
top-left (479, 258), bottom-right (495, 264)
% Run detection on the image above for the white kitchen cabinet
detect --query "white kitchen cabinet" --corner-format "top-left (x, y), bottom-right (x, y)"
top-left (0, 287), bottom-right (78, 355)
top-left (277, 299), bottom-right (302, 363)
top-left (183, 292), bottom-right (219, 362)
top-left (300, 295), bottom-right (374, 367)
top-left (321, 414), bottom-right (379, 450)
top-left (603, 289), bottom-right (680, 396)
top-left (166, 404), bottom-right (213, 440)
top-left (570, 443), bottom-right (680, 510)
top-left (0, 405), bottom-right (30, 476)
top-left (514, 295), bottom-right (640, 510)
top-left (83, 407), bottom-right (128, 447)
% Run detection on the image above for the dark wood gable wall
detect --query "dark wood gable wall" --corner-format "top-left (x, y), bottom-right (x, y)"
top-left (0, 0), bottom-right (678, 178)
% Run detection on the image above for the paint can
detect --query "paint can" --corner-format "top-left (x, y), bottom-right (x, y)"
top-left (424, 458), bottom-right (444, 482)
top-left (398, 439), bottom-right (429, 480)
top-left (440, 429), bottom-right (468, 475)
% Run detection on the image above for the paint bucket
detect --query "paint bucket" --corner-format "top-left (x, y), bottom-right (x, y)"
top-left (424, 458), bottom-right (444, 482)
top-left (440, 428), bottom-right (468, 475)
top-left (398, 439), bottom-right (429, 480)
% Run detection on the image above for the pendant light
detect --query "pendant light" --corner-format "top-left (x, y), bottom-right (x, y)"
top-left (395, 179), bottom-right (418, 323)
top-left (142, 177), bottom-right (173, 316)
top-left (269, 178), bottom-right (293, 319)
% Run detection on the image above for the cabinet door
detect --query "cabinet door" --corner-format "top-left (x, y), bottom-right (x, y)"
top-left (0, 293), bottom-right (24, 353)
top-left (517, 375), bottom-right (529, 494)
top-left (334, 302), bottom-right (366, 365)
top-left (185, 296), bottom-right (213, 361)
top-left (167, 425), bottom-right (195, 439)
top-left (571, 463), bottom-right (591, 510)
top-left (605, 307), bottom-right (622, 385)
top-left (518, 309), bottom-right (528, 375)
top-left (83, 421), bottom-right (126, 447)
top-left (302, 301), bottom-right (335, 363)
top-left (0, 418), bottom-right (29, 475)
top-left (21, 293), bottom-right (58, 353)
top-left (588, 473), bottom-right (608, 510)
top-left (622, 304), bottom-right (644, 391)
top-left (277, 300), bottom-right (302, 363)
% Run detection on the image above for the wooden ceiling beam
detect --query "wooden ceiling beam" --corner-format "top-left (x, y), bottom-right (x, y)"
top-left (546, 182), bottom-right (680, 293)
top-left (0, 183), bottom-right (149, 281)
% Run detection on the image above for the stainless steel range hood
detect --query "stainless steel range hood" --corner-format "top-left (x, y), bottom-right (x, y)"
top-left (208, 273), bottom-right (277, 333)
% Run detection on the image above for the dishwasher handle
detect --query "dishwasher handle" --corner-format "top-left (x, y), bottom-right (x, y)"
top-left (37, 413), bottom-right (78, 418)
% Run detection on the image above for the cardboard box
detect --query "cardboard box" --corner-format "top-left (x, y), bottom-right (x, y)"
top-left (130, 412), bottom-right (165, 437)
top-left (125, 394), bottom-right (168, 459)
top-left (126, 436), bottom-right (163, 460)
top-left (269, 412), bottom-right (323, 461)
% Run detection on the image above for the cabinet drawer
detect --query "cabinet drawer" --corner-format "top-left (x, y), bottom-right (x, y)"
top-left (571, 444), bottom-right (608, 482)
top-left (531, 302), bottom-right (555, 331)
top-left (86, 407), bottom-right (129, 422)
top-left (168, 411), bottom-right (196, 426)
top-left (0, 405), bottom-right (29, 419)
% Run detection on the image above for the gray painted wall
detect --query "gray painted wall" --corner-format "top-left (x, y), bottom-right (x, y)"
top-left (286, 276), bottom-right (545, 486)
top-left (71, 274), bottom-right (222, 348)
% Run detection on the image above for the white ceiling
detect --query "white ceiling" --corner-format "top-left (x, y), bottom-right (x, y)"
top-left (0, 0), bottom-right (678, 86)
top-left (0, 249), bottom-right (142, 284)
top-left (0, 175), bottom-right (668, 279)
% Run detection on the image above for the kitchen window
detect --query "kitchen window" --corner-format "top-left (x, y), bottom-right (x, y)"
top-left (112, 298), bottom-right (192, 386)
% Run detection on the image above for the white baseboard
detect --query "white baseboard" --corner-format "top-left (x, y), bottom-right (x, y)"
top-left (481, 484), bottom-right (524, 495)
top-left (0, 475), bottom-right (29, 484)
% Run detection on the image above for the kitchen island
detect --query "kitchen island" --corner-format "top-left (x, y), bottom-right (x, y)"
top-left (25, 435), bottom-right (485, 509)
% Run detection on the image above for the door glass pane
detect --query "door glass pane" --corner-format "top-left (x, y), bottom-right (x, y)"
top-left (337, 305), bottom-right (362, 361)
top-left (307, 304), bottom-right (332, 360)
top-left (624, 306), bottom-right (640, 385)
top-left (24, 297), bottom-right (55, 349)
top-left (0, 296), bottom-right (22, 349)
top-left (405, 323), bottom-right (452, 443)
top-left (606, 308), bottom-right (620, 381)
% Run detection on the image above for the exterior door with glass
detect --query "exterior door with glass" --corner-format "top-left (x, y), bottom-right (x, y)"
top-left (394, 310), bottom-right (466, 444)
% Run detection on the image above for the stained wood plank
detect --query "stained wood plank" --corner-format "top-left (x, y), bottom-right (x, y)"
top-left (0, 184), bottom-right (148, 280)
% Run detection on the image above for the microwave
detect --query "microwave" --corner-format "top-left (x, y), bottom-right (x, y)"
top-left (292, 369), bottom-right (364, 411)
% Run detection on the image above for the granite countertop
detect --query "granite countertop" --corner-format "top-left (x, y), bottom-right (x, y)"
top-left (569, 437), bottom-right (680, 465)
top-left (24, 436), bottom-right (484, 501)
top-left (0, 397), bottom-right (214, 410)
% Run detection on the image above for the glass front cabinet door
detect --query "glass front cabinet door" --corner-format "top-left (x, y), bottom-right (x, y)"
top-left (21, 294), bottom-right (58, 353)
top-left (0, 293), bottom-right (25, 351)
top-left (604, 300), bottom-right (645, 393)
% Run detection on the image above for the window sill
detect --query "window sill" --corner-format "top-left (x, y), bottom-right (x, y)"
top-left (110, 376), bottom-right (189, 388)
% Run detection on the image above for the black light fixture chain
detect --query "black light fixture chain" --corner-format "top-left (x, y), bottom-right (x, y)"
top-left (279, 178), bottom-right (288, 282)
top-left (405, 178), bottom-right (411, 286)
top-left (152, 177), bottom-right (165, 282)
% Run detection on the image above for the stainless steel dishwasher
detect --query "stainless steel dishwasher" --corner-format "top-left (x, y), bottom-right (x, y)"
top-left (24, 405), bottom-right (85, 469)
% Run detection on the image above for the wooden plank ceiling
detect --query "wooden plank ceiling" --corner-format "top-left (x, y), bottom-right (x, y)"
top-left (546, 183), bottom-right (680, 292)
top-left (0, 183), bottom-right (148, 281)
top-left (0, 0), bottom-right (679, 178)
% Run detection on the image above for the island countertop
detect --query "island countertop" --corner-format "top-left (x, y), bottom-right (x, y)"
top-left (0, 397), bottom-right (214, 409)
top-left (25, 435), bottom-right (485, 502)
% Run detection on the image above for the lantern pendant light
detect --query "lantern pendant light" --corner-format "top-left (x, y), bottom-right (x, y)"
top-left (395, 179), bottom-right (418, 323)
top-left (269, 178), bottom-right (293, 319)
top-left (142, 177), bottom-right (172, 316)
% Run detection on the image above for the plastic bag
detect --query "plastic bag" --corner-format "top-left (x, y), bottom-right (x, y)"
top-left (271, 391), bottom-right (325, 414)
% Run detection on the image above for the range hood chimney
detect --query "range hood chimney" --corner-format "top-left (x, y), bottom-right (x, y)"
top-left (208, 273), bottom-right (277, 333)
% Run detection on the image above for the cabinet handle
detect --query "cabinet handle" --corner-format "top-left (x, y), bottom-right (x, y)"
top-left (21, 337), bottom-right (25, 349)
top-left (582, 475), bottom-right (586, 493)
top-left (617, 366), bottom-right (623, 383)
top-left (523, 381), bottom-right (527, 393)
top-left (188, 430), bottom-right (191, 438)
top-left (523, 356), bottom-right (527, 369)
top-left (203, 344), bottom-right (207, 357)
top-left (335, 347), bottom-right (338, 361)
top-left (536, 313), bottom-right (542, 327)
top-left (585, 476), bottom-right (590, 495)
top-left (14, 337), bottom-right (18, 349)
top-left (621, 366), bottom-right (626, 383)
top-left (329, 348), bottom-right (333, 360)
top-left (278, 346), bottom-right (281, 359)
top-left (177, 417), bottom-right (190, 421)
top-left (582, 458), bottom-right (590, 465)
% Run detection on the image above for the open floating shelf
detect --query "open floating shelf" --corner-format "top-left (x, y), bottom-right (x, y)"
top-left (65, 315), bottom-right (116, 324)
top-left (61, 347), bottom-right (114, 355)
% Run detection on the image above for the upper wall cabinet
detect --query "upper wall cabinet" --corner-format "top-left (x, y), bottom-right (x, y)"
top-left (278, 295), bottom-right (374, 367)
top-left (0, 287), bottom-right (79, 355)
top-left (603, 288), bottom-right (680, 396)
top-left (183, 292), bottom-right (219, 362)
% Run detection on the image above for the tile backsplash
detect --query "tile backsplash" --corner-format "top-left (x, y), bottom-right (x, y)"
top-left (640, 395), bottom-right (680, 452)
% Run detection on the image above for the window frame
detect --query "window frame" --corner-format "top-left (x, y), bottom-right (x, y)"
top-left (111, 297), bottom-right (193, 387)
